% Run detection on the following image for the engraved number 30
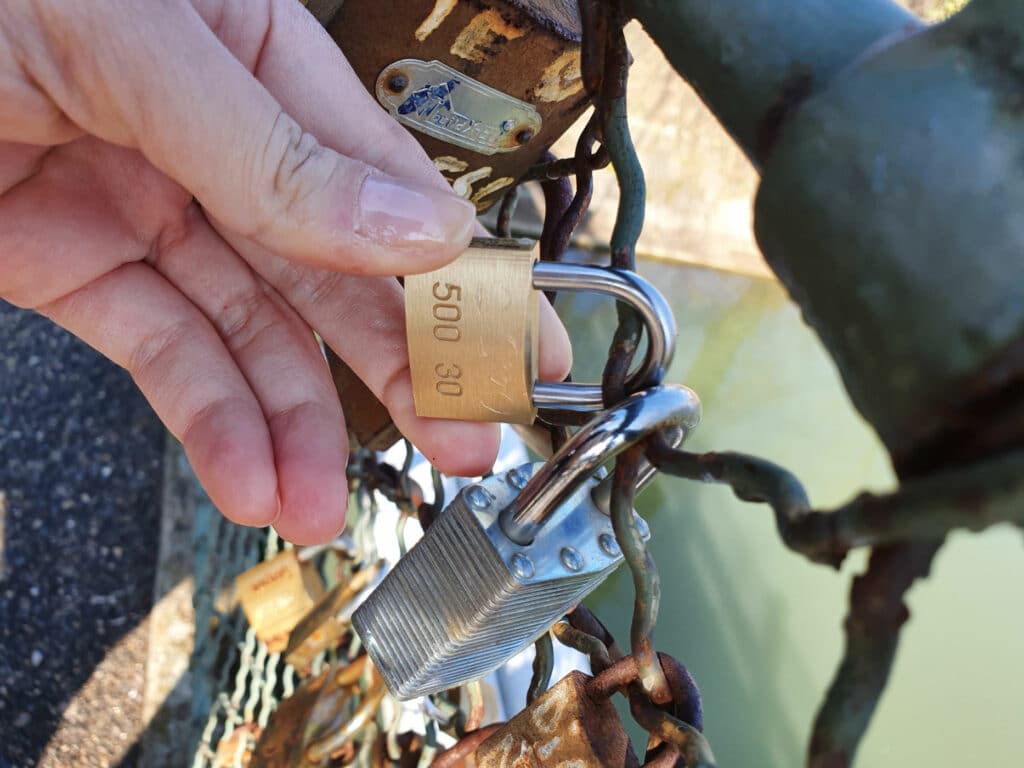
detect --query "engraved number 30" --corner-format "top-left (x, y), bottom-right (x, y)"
top-left (434, 363), bottom-right (462, 397)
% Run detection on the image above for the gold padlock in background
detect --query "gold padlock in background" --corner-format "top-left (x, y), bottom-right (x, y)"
top-left (406, 238), bottom-right (540, 423)
top-left (234, 550), bottom-right (325, 653)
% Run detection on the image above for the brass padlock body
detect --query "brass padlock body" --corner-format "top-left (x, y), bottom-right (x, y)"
top-left (406, 238), bottom-right (539, 423)
top-left (234, 550), bottom-right (324, 653)
top-left (474, 671), bottom-right (636, 768)
top-left (317, 0), bottom-right (591, 450)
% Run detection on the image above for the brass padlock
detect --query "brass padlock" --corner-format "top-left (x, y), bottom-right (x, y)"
top-left (313, 0), bottom-right (594, 452)
top-left (405, 238), bottom-right (677, 423)
top-left (472, 671), bottom-right (636, 768)
top-left (235, 550), bottom-right (324, 653)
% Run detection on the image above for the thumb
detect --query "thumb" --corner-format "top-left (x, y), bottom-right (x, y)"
top-left (20, 0), bottom-right (475, 274)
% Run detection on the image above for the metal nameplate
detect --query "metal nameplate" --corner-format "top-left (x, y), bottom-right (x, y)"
top-left (376, 59), bottom-right (542, 155)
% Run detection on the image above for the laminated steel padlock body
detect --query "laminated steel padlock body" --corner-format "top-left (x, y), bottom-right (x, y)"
top-left (353, 461), bottom-right (636, 699)
top-left (352, 385), bottom-right (702, 700)
top-left (405, 238), bottom-right (677, 423)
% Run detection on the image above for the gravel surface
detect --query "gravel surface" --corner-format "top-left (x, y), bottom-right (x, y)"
top-left (0, 302), bottom-right (164, 768)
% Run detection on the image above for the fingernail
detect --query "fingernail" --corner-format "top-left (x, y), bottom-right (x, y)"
top-left (355, 174), bottom-right (475, 249)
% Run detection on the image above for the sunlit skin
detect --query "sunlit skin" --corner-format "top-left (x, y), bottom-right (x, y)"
top-left (0, 0), bottom-right (572, 544)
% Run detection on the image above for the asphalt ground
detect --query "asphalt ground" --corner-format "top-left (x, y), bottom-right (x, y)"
top-left (0, 301), bottom-right (164, 768)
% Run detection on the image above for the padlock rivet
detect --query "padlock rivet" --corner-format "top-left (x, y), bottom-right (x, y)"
top-left (560, 547), bottom-right (584, 572)
top-left (387, 73), bottom-right (409, 93)
top-left (506, 467), bottom-right (530, 490)
top-left (515, 128), bottom-right (534, 144)
top-left (510, 553), bottom-right (535, 579)
top-left (466, 485), bottom-right (493, 510)
top-left (598, 533), bottom-right (620, 557)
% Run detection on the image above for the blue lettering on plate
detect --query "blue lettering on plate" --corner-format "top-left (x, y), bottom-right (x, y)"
top-left (398, 79), bottom-right (461, 117)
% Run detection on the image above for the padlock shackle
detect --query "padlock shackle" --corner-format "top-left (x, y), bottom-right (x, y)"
top-left (500, 385), bottom-right (701, 544)
top-left (530, 263), bottom-right (677, 410)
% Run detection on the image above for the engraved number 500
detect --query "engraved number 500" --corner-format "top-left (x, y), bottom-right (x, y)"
top-left (431, 282), bottom-right (461, 342)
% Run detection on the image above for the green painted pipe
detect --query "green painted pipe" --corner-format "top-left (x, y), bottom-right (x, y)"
top-left (624, 0), bottom-right (921, 168)
top-left (628, 0), bottom-right (1024, 471)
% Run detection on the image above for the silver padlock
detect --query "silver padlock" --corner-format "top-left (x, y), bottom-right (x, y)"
top-left (352, 384), bottom-right (701, 700)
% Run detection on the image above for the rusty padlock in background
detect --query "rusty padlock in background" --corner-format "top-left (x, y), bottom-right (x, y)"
top-left (475, 671), bottom-right (636, 768)
top-left (253, 656), bottom-right (382, 768)
top-left (435, 657), bottom-right (713, 768)
top-left (405, 237), bottom-right (677, 423)
top-left (305, 0), bottom-right (593, 450)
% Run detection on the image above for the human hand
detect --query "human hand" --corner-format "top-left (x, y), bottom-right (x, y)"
top-left (0, 0), bottom-right (572, 543)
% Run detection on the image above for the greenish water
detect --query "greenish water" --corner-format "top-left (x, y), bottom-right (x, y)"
top-left (556, 258), bottom-right (1024, 767)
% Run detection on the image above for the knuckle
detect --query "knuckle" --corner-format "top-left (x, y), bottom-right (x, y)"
top-left (274, 261), bottom-right (344, 311)
top-left (212, 285), bottom-right (273, 354)
top-left (147, 217), bottom-right (193, 270)
top-left (127, 317), bottom-right (203, 389)
top-left (179, 395), bottom-right (243, 449)
top-left (252, 110), bottom-right (333, 234)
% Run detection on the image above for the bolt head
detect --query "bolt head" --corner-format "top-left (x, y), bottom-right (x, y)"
top-left (598, 532), bottom-right (620, 557)
top-left (560, 546), bottom-right (584, 572)
top-left (387, 73), bottom-right (409, 93)
top-left (506, 467), bottom-right (530, 490)
top-left (515, 128), bottom-right (534, 145)
top-left (466, 485), bottom-right (492, 511)
top-left (510, 552), bottom-right (535, 579)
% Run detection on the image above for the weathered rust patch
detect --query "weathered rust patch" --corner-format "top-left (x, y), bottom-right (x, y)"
top-left (534, 47), bottom-right (583, 102)
top-left (434, 155), bottom-right (470, 173)
top-left (415, 0), bottom-right (459, 41)
top-left (451, 9), bottom-right (525, 64)
top-left (451, 165), bottom-right (494, 198)
top-left (474, 672), bottom-right (634, 768)
top-left (471, 176), bottom-right (515, 208)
